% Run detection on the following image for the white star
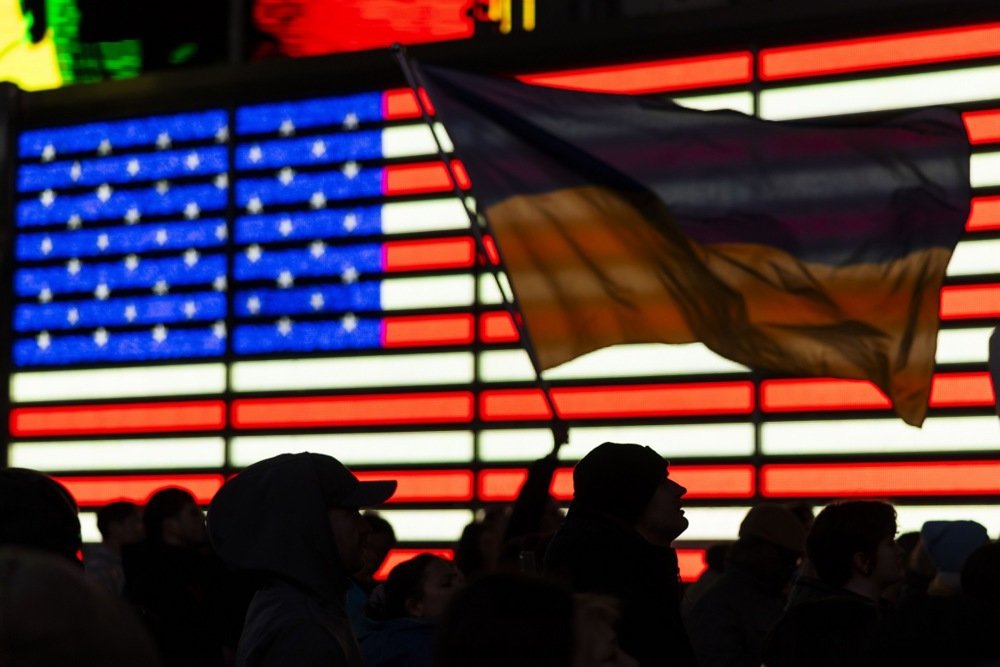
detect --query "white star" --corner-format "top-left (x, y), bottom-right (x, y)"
top-left (97, 139), bottom-right (112, 155)
top-left (124, 304), bottom-right (138, 322)
top-left (67, 214), bottom-right (82, 229)
top-left (96, 233), bottom-right (109, 251)
top-left (279, 119), bottom-right (295, 136)
top-left (341, 313), bottom-right (358, 332)
top-left (277, 270), bottom-right (294, 288)
top-left (278, 167), bottom-right (295, 185)
top-left (310, 191), bottom-right (327, 209)
top-left (184, 201), bottom-right (200, 219)
top-left (183, 300), bottom-right (197, 319)
top-left (156, 132), bottom-right (172, 149)
top-left (310, 292), bottom-right (325, 311)
top-left (213, 275), bottom-right (227, 292)
top-left (93, 328), bottom-right (109, 347)
top-left (276, 317), bottom-right (293, 336)
top-left (38, 287), bottom-right (53, 304)
top-left (67, 308), bottom-right (80, 325)
top-left (311, 140), bottom-right (327, 158)
top-left (343, 112), bottom-right (359, 129)
top-left (152, 324), bottom-right (168, 343)
top-left (278, 218), bottom-right (294, 237)
top-left (155, 229), bottom-right (168, 246)
top-left (212, 320), bottom-right (227, 339)
top-left (94, 283), bottom-right (110, 300)
top-left (41, 144), bottom-right (56, 161)
top-left (246, 196), bottom-right (263, 214)
top-left (126, 159), bottom-right (140, 177)
top-left (36, 331), bottom-right (51, 350)
top-left (124, 207), bottom-right (141, 224)
top-left (248, 145), bottom-right (263, 164)
top-left (214, 224), bottom-right (228, 241)
top-left (214, 173), bottom-right (228, 189)
top-left (70, 162), bottom-right (82, 181)
top-left (156, 180), bottom-right (170, 195)
top-left (184, 248), bottom-right (200, 267)
top-left (246, 244), bottom-right (262, 263)
top-left (153, 280), bottom-right (169, 295)
top-left (40, 237), bottom-right (53, 255)
top-left (66, 258), bottom-right (81, 276)
top-left (184, 152), bottom-right (200, 170)
top-left (40, 189), bottom-right (55, 207)
top-left (343, 213), bottom-right (358, 232)
top-left (96, 184), bottom-right (112, 202)
top-left (341, 266), bottom-right (359, 283)
top-left (215, 125), bottom-right (229, 143)
top-left (342, 161), bottom-right (360, 179)
top-left (309, 240), bottom-right (326, 258)
top-left (246, 296), bottom-right (261, 315)
top-left (124, 254), bottom-right (140, 271)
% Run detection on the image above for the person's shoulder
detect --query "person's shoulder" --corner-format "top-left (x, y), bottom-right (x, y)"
top-left (240, 621), bottom-right (343, 667)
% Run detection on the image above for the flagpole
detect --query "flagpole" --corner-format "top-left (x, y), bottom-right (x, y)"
top-left (391, 44), bottom-right (568, 451)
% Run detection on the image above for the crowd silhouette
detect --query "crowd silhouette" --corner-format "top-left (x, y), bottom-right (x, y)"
top-left (2, 444), bottom-right (1000, 666)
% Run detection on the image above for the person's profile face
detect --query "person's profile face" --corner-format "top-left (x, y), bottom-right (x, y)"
top-left (410, 559), bottom-right (463, 620)
top-left (111, 509), bottom-right (145, 545)
top-left (328, 507), bottom-right (367, 574)
top-left (635, 477), bottom-right (688, 543)
top-left (174, 501), bottom-right (208, 547)
top-left (872, 533), bottom-right (905, 588)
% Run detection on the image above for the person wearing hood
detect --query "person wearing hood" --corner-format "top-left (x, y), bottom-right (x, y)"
top-left (208, 453), bottom-right (397, 667)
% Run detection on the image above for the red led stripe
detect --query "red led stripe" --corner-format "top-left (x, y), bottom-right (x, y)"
top-left (383, 89), bottom-right (422, 120)
top-left (762, 379), bottom-right (891, 412)
top-left (374, 548), bottom-right (455, 580)
top-left (382, 313), bottom-right (475, 347)
top-left (480, 389), bottom-right (553, 420)
top-left (760, 22), bottom-right (1000, 81)
top-left (355, 470), bottom-right (474, 503)
top-left (478, 465), bottom-right (755, 501)
top-left (762, 461), bottom-right (1000, 497)
top-left (929, 372), bottom-right (995, 407)
top-left (480, 311), bottom-right (520, 343)
top-left (940, 284), bottom-right (1000, 320)
top-left (9, 401), bottom-right (226, 437)
top-left (518, 52), bottom-right (753, 94)
top-left (383, 237), bottom-right (475, 272)
top-left (677, 549), bottom-right (708, 583)
top-left (964, 110), bottom-right (1000, 145)
top-left (382, 160), bottom-right (470, 196)
top-left (57, 474), bottom-right (224, 507)
top-left (232, 392), bottom-right (474, 429)
top-left (967, 196), bottom-right (1000, 232)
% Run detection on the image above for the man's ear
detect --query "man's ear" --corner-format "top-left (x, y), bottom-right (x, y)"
top-left (852, 551), bottom-right (873, 577)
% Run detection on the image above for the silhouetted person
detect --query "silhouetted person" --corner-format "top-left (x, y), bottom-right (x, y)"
top-left (687, 504), bottom-right (806, 667)
top-left (122, 487), bottom-right (227, 666)
top-left (208, 453), bottom-right (396, 666)
top-left (543, 442), bottom-right (696, 667)
top-left (762, 500), bottom-right (903, 667)
top-left (347, 511), bottom-right (398, 637)
top-left (499, 453), bottom-right (563, 572)
top-left (0, 468), bottom-right (81, 561)
top-left (455, 506), bottom-right (508, 581)
top-left (919, 520), bottom-right (989, 596)
top-left (681, 542), bottom-right (731, 617)
top-left (360, 554), bottom-right (463, 667)
top-left (84, 500), bottom-right (144, 594)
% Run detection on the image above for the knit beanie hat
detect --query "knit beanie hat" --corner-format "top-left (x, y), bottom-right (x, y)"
top-left (921, 520), bottom-right (989, 574)
top-left (572, 442), bottom-right (666, 522)
top-left (739, 504), bottom-right (807, 553)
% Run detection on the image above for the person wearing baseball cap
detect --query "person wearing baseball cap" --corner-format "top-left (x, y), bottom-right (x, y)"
top-left (208, 453), bottom-right (396, 667)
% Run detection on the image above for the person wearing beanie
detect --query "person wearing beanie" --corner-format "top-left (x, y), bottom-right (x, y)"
top-left (543, 442), bottom-right (695, 667)
top-left (208, 453), bottom-right (396, 667)
top-left (919, 520), bottom-right (989, 596)
top-left (686, 504), bottom-right (806, 667)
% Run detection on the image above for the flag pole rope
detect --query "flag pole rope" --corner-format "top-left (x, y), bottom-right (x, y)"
top-left (391, 44), bottom-right (568, 450)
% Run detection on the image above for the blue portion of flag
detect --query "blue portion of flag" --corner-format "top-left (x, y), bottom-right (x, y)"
top-left (235, 132), bottom-right (383, 170)
top-left (235, 207), bottom-right (382, 243)
top-left (237, 93), bottom-right (384, 135)
top-left (236, 169), bottom-right (382, 209)
top-left (14, 328), bottom-right (226, 366)
top-left (234, 243), bottom-right (383, 282)
top-left (234, 319), bottom-right (381, 355)
top-left (234, 284), bottom-right (382, 317)
top-left (15, 254), bottom-right (226, 297)
top-left (14, 293), bottom-right (227, 332)
top-left (16, 220), bottom-right (228, 261)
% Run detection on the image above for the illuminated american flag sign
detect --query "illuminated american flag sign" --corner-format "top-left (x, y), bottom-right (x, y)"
top-left (8, 18), bottom-right (1000, 581)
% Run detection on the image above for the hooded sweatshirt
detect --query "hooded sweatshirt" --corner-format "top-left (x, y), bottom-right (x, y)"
top-left (208, 454), bottom-right (366, 667)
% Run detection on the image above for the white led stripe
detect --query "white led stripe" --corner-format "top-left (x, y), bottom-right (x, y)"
top-left (947, 238), bottom-right (1000, 276)
top-left (80, 512), bottom-right (100, 543)
top-left (479, 429), bottom-right (556, 461)
top-left (230, 431), bottom-right (474, 467)
top-left (971, 151), bottom-right (1000, 188)
top-left (762, 416), bottom-right (1000, 455)
top-left (378, 509), bottom-right (475, 542)
top-left (380, 275), bottom-right (475, 309)
top-left (675, 507), bottom-right (751, 541)
top-left (936, 328), bottom-right (996, 364)
top-left (759, 63), bottom-right (1000, 120)
top-left (477, 272), bottom-right (510, 305)
top-left (232, 352), bottom-right (474, 392)
top-left (10, 363), bottom-right (227, 403)
top-left (895, 505), bottom-right (1000, 537)
top-left (381, 199), bottom-right (470, 234)
top-left (673, 91), bottom-right (754, 115)
top-left (381, 123), bottom-right (454, 158)
top-left (8, 438), bottom-right (225, 472)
